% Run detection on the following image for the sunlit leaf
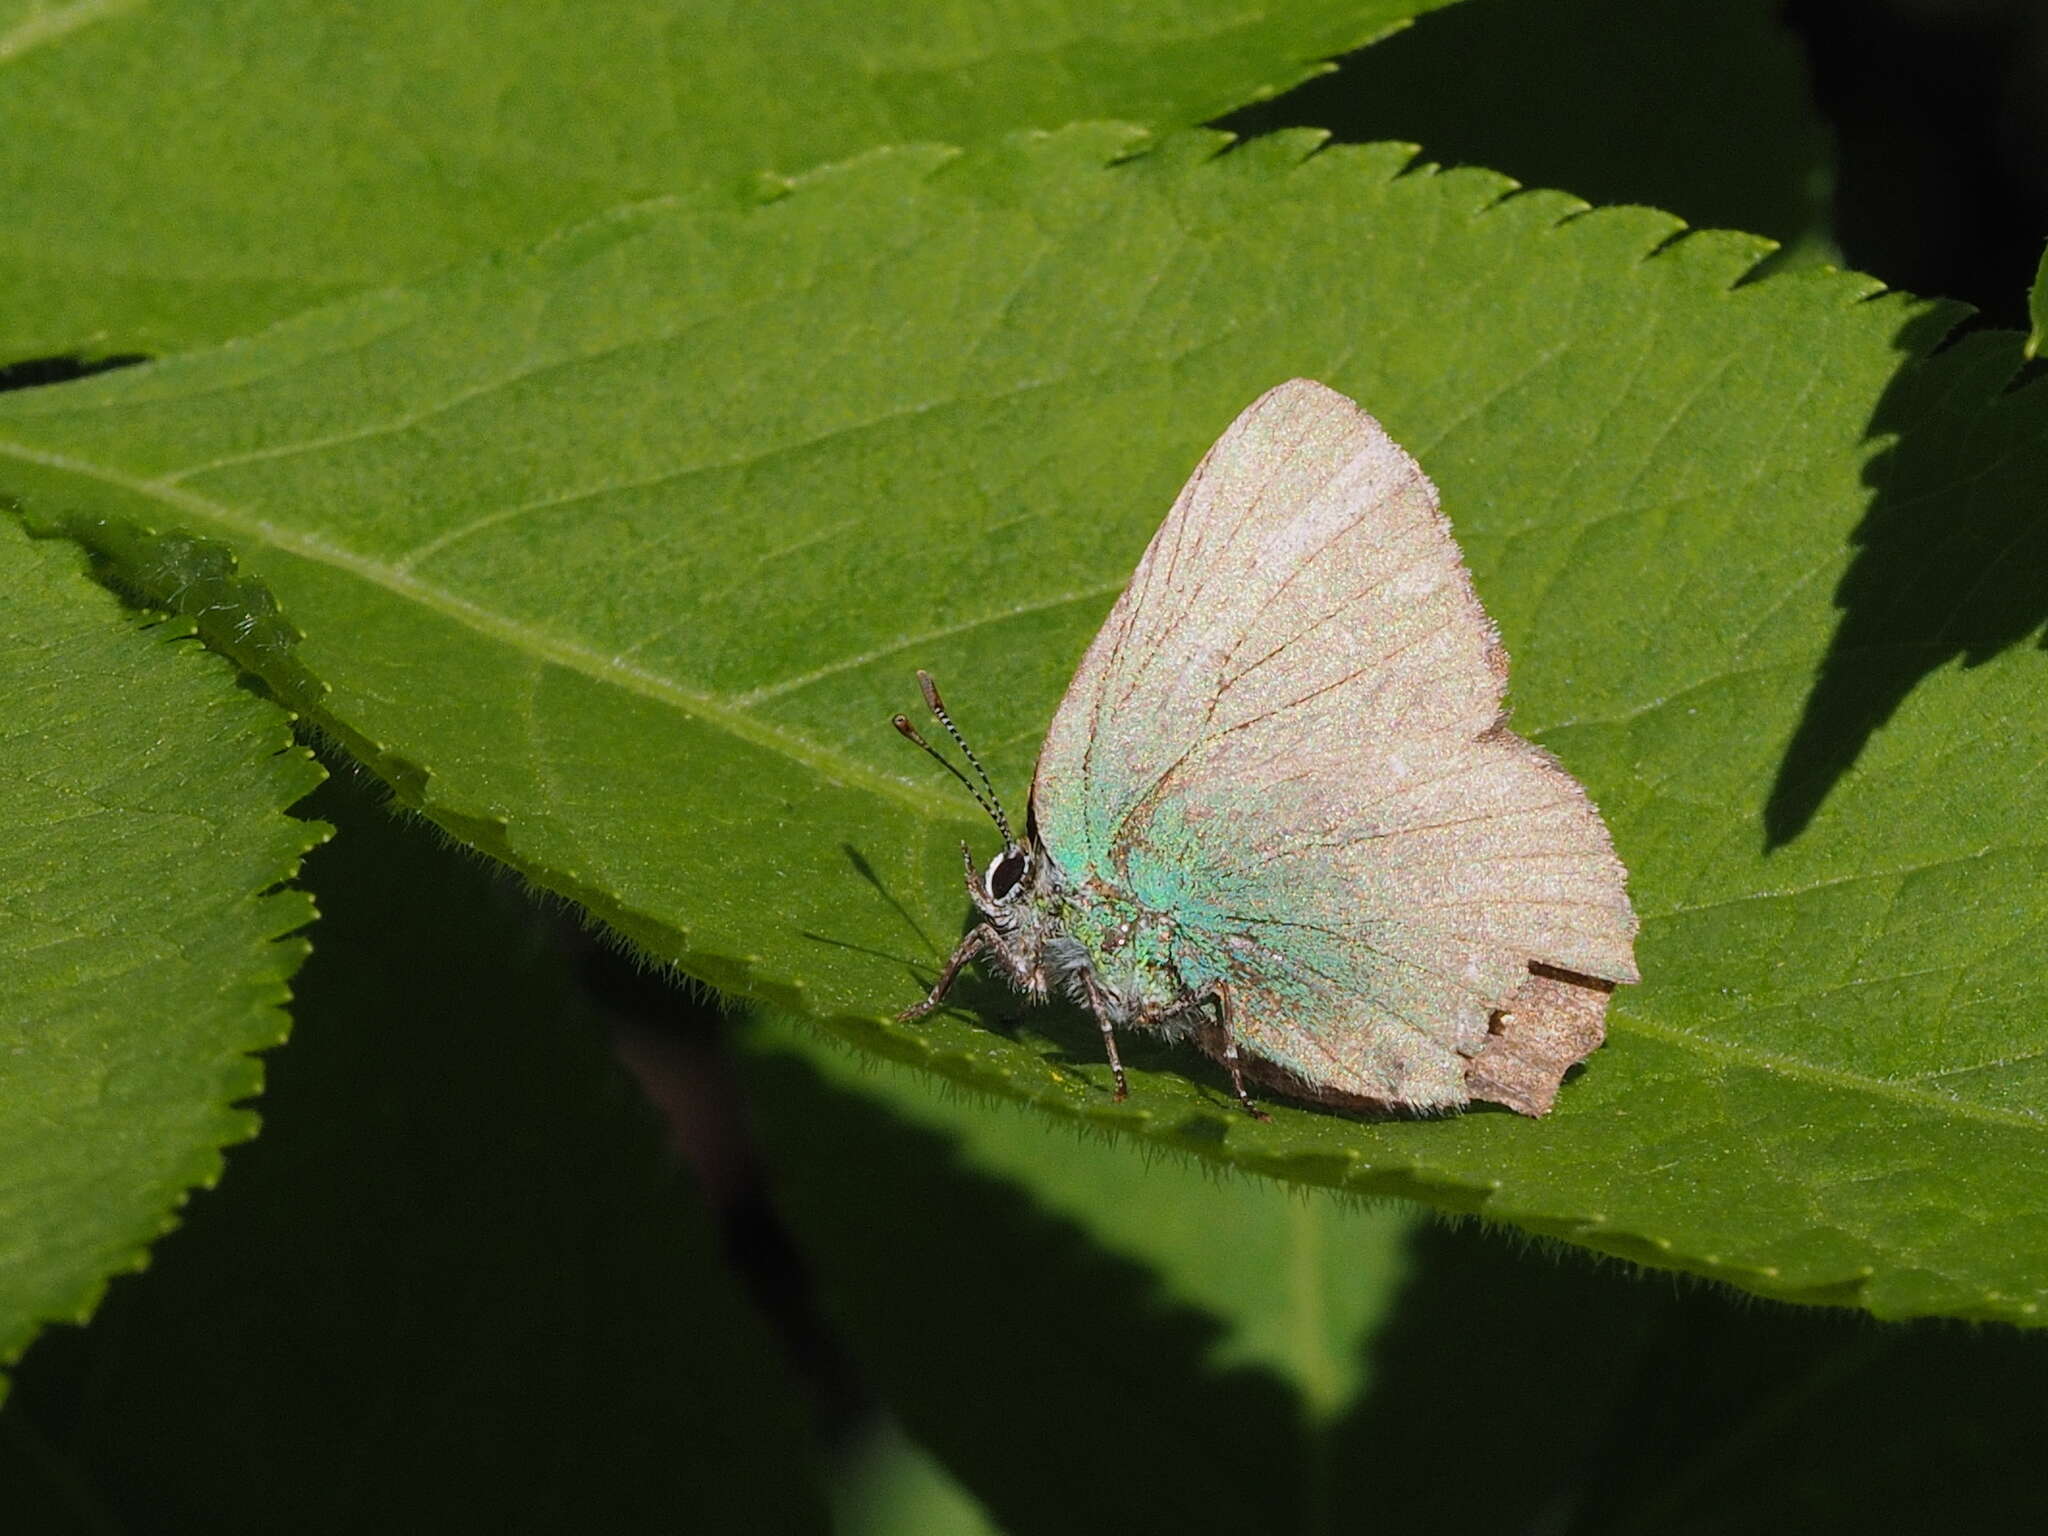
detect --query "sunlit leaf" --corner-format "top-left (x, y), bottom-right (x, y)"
top-left (4, 127), bottom-right (2044, 1322)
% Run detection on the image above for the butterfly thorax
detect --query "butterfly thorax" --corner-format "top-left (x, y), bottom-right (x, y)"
top-left (1041, 868), bottom-right (1216, 1037)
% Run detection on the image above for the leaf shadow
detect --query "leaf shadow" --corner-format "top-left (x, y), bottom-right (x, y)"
top-left (0, 354), bottom-right (149, 393)
top-left (0, 770), bottom-right (828, 1532)
top-left (1323, 1217), bottom-right (1666, 1528)
top-left (884, 909), bottom-right (1465, 1128)
top-left (737, 1047), bottom-right (1312, 1533)
top-left (846, 869), bottom-right (1588, 1127)
top-left (838, 842), bottom-right (940, 960)
top-left (798, 845), bottom-right (961, 988)
top-left (1765, 312), bottom-right (2048, 846)
top-left (1327, 1217), bottom-right (2048, 1532)
top-left (743, 1029), bottom-right (2048, 1532)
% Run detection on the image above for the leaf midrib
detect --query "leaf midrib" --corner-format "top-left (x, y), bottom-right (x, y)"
top-left (16, 429), bottom-right (2041, 1139)
top-left (0, 434), bottom-right (947, 821)
top-left (0, 0), bottom-right (144, 68)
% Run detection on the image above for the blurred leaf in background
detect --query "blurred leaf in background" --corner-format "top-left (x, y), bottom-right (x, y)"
top-left (740, 1022), bottom-right (2048, 1533)
top-left (0, 773), bottom-right (826, 1533)
top-left (0, 0), bottom-right (1457, 358)
top-left (0, 519), bottom-right (323, 1394)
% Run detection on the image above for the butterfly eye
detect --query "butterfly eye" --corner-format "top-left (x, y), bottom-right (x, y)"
top-left (985, 847), bottom-right (1030, 902)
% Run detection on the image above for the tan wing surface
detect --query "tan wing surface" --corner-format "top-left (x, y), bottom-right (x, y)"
top-left (1032, 380), bottom-right (1636, 1108)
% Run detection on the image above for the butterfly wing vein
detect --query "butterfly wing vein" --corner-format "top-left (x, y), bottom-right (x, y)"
top-left (1033, 380), bottom-right (1638, 1107)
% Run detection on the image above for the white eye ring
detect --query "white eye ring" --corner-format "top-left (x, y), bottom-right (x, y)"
top-left (984, 847), bottom-right (1031, 902)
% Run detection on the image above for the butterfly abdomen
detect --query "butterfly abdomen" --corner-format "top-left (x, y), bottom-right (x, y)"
top-left (1041, 931), bottom-right (1095, 1000)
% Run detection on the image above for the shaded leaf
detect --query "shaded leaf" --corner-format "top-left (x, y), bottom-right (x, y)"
top-left (0, 0), bottom-right (1456, 358)
top-left (744, 1019), bottom-right (2048, 1532)
top-left (0, 772), bottom-right (827, 1532)
top-left (1578, 1321), bottom-right (2048, 1534)
top-left (3, 127), bottom-right (2045, 1320)
top-left (2029, 238), bottom-right (2048, 361)
top-left (744, 1013), bottom-right (1419, 1420)
top-left (1225, 0), bottom-right (1836, 265)
top-left (827, 1419), bottom-right (1003, 1536)
top-left (0, 519), bottom-right (324, 1387)
top-left (739, 1030), bottom-right (1400, 1531)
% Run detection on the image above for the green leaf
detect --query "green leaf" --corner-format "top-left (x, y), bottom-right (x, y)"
top-left (744, 1012), bottom-right (1420, 1422)
top-left (3, 126), bottom-right (2044, 1322)
top-left (827, 1419), bottom-right (1003, 1536)
top-left (736, 1026), bottom-right (1421, 1531)
top-left (2028, 238), bottom-right (2048, 361)
top-left (0, 0), bottom-right (1455, 359)
top-left (744, 1018), bottom-right (2048, 1532)
top-left (0, 772), bottom-right (827, 1532)
top-left (0, 518), bottom-right (325, 1388)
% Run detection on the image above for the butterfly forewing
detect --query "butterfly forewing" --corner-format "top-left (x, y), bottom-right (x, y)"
top-left (1032, 380), bottom-right (1637, 1108)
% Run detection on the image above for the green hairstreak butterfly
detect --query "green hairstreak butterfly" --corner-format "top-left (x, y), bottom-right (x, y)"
top-left (894, 379), bottom-right (1638, 1118)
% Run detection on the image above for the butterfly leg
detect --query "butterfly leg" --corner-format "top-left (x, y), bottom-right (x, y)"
top-left (1078, 980), bottom-right (1132, 1100)
top-left (1197, 983), bottom-right (1270, 1121)
top-left (898, 925), bottom-right (995, 1022)
top-left (1098, 1011), bottom-right (1131, 1101)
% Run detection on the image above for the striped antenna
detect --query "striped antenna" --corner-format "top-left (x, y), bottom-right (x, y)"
top-left (893, 670), bottom-right (1017, 847)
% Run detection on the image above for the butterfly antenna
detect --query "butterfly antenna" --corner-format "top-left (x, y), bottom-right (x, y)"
top-left (891, 715), bottom-right (1012, 839)
top-left (893, 671), bottom-right (1017, 847)
top-left (917, 671), bottom-right (1016, 845)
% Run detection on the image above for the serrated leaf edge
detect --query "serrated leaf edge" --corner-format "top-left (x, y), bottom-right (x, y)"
top-left (7, 124), bottom-right (2039, 1328)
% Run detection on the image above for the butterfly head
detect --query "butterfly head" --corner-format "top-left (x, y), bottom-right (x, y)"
top-left (893, 670), bottom-right (1036, 916)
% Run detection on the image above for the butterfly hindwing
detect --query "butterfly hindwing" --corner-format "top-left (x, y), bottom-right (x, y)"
top-left (1031, 380), bottom-right (1637, 1109)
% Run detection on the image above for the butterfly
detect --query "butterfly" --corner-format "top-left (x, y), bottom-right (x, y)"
top-left (894, 379), bottom-right (1638, 1118)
